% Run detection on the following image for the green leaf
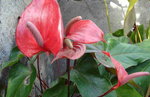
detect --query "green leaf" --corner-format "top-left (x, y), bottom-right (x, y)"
top-left (126, 0), bottom-right (138, 17)
top-left (146, 25), bottom-right (150, 39)
top-left (86, 33), bottom-right (129, 53)
top-left (124, 7), bottom-right (136, 35)
top-left (0, 47), bottom-right (24, 70)
top-left (43, 79), bottom-right (68, 97)
top-left (104, 33), bottom-right (129, 43)
top-left (70, 54), bottom-right (116, 97)
top-left (86, 41), bottom-right (104, 53)
top-left (124, 0), bottom-right (138, 35)
top-left (138, 25), bottom-right (144, 41)
top-left (116, 84), bottom-right (142, 97)
top-left (112, 29), bottom-right (124, 37)
top-left (127, 60), bottom-right (150, 96)
top-left (6, 63), bottom-right (36, 97)
top-left (128, 25), bottom-right (145, 43)
top-left (96, 39), bottom-right (150, 68)
top-left (137, 39), bottom-right (150, 52)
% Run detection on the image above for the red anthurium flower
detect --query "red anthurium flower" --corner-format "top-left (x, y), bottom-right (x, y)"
top-left (16, 0), bottom-right (64, 57)
top-left (98, 51), bottom-right (150, 97)
top-left (52, 16), bottom-right (105, 62)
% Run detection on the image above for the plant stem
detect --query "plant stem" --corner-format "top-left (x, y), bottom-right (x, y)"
top-left (98, 85), bottom-right (116, 97)
top-left (135, 32), bottom-right (138, 43)
top-left (146, 84), bottom-right (150, 97)
top-left (34, 84), bottom-right (42, 93)
top-left (37, 55), bottom-right (43, 93)
top-left (74, 60), bottom-right (77, 67)
top-left (98, 63), bottom-right (101, 66)
top-left (67, 59), bottom-right (71, 97)
top-left (37, 75), bottom-right (49, 89)
top-left (134, 23), bottom-right (142, 42)
top-left (103, 0), bottom-right (112, 33)
top-left (71, 87), bottom-right (76, 97)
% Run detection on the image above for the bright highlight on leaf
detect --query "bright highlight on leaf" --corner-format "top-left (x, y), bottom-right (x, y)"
top-left (98, 51), bottom-right (150, 97)
top-left (124, 0), bottom-right (138, 35)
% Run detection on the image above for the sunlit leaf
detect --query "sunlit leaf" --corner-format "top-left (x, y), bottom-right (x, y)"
top-left (126, 0), bottom-right (138, 17)
top-left (124, 8), bottom-right (136, 35)
top-left (124, 0), bottom-right (138, 35)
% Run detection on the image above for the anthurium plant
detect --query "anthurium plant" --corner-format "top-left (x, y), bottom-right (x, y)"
top-left (0, 0), bottom-right (150, 97)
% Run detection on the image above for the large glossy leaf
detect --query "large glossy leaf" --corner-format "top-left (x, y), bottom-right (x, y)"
top-left (86, 41), bottom-right (104, 53)
top-left (6, 63), bottom-right (36, 97)
top-left (70, 54), bottom-right (116, 97)
top-left (0, 47), bottom-right (24, 71)
top-left (137, 39), bottom-right (150, 52)
top-left (127, 60), bottom-right (150, 96)
top-left (43, 79), bottom-right (68, 97)
top-left (124, 0), bottom-right (138, 35)
top-left (86, 33), bottom-right (129, 53)
top-left (104, 33), bottom-right (129, 43)
top-left (96, 39), bottom-right (150, 68)
top-left (116, 84), bottom-right (142, 97)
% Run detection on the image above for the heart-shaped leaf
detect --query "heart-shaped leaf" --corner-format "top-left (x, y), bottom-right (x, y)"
top-left (6, 63), bottom-right (36, 97)
top-left (96, 39), bottom-right (150, 68)
top-left (70, 54), bottom-right (116, 97)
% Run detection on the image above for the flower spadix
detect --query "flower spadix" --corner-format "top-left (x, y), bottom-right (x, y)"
top-left (16, 0), bottom-right (63, 57)
top-left (52, 16), bottom-right (105, 62)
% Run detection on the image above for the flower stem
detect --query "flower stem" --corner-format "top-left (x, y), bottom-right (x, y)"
top-left (34, 84), bottom-right (42, 94)
top-left (146, 84), bottom-right (150, 97)
top-left (37, 75), bottom-right (49, 89)
top-left (98, 85), bottom-right (117, 97)
top-left (134, 23), bottom-right (142, 43)
top-left (103, 0), bottom-right (112, 33)
top-left (74, 60), bottom-right (77, 67)
top-left (37, 55), bottom-right (43, 93)
top-left (67, 59), bottom-right (71, 97)
top-left (71, 86), bottom-right (77, 97)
